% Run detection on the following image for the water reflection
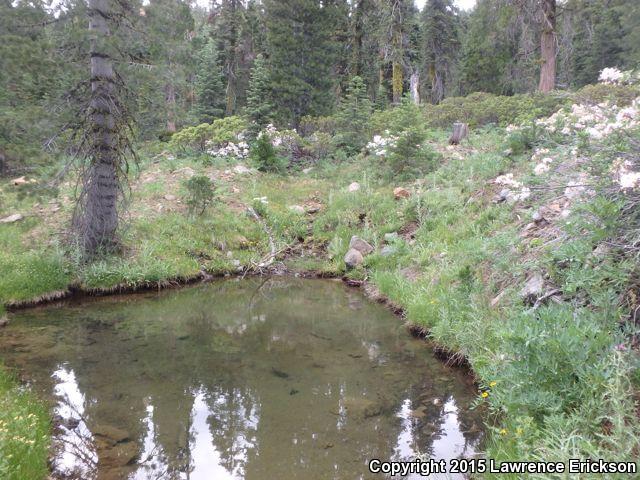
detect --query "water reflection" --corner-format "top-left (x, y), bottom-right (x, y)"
top-left (0, 278), bottom-right (483, 479)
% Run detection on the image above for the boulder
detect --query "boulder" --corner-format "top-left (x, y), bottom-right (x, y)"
top-left (163, 194), bottom-right (176, 201)
top-left (349, 236), bottom-right (374, 255)
top-left (347, 182), bottom-right (360, 193)
top-left (520, 272), bottom-right (544, 304)
top-left (0, 213), bottom-right (23, 224)
top-left (288, 205), bottom-right (305, 214)
top-left (393, 187), bottom-right (410, 200)
top-left (344, 248), bottom-right (364, 269)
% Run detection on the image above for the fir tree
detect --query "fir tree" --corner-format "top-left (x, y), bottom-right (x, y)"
top-left (246, 54), bottom-right (273, 138)
top-left (420, 0), bottom-right (461, 103)
top-left (195, 37), bottom-right (225, 123)
top-left (334, 76), bottom-right (372, 152)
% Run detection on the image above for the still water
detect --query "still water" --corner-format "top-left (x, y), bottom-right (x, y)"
top-left (0, 277), bottom-right (483, 479)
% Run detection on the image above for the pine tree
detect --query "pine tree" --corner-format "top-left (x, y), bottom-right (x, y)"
top-left (264, 0), bottom-right (342, 126)
top-left (420, 0), bottom-right (461, 103)
top-left (334, 76), bottom-right (372, 152)
top-left (246, 54), bottom-right (273, 138)
top-left (195, 37), bottom-right (225, 123)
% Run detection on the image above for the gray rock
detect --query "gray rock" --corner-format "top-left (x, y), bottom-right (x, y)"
top-left (532, 209), bottom-right (544, 223)
top-left (347, 182), bottom-right (360, 192)
top-left (288, 205), bottom-right (305, 214)
top-left (344, 248), bottom-right (364, 269)
top-left (520, 272), bottom-right (544, 304)
top-left (383, 232), bottom-right (399, 243)
top-left (0, 316), bottom-right (8, 328)
top-left (349, 236), bottom-right (374, 255)
top-left (233, 164), bottom-right (252, 175)
top-left (380, 246), bottom-right (397, 257)
top-left (0, 213), bottom-right (23, 224)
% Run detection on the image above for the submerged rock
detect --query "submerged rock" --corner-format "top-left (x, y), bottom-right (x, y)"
top-left (349, 236), bottom-right (374, 255)
top-left (344, 248), bottom-right (364, 268)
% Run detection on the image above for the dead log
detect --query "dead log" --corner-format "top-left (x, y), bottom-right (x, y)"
top-left (448, 122), bottom-right (469, 145)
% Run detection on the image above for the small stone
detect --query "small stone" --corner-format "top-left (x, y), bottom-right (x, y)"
top-left (520, 272), bottom-right (544, 304)
top-left (532, 210), bottom-right (544, 223)
top-left (288, 205), bottom-right (305, 214)
top-left (302, 167), bottom-right (314, 174)
top-left (347, 182), bottom-right (360, 193)
top-left (383, 232), bottom-right (399, 243)
top-left (0, 213), bottom-right (23, 224)
top-left (349, 236), bottom-right (374, 255)
top-left (233, 165), bottom-right (252, 175)
top-left (393, 187), bottom-right (410, 200)
top-left (11, 176), bottom-right (28, 186)
top-left (164, 194), bottom-right (176, 201)
top-left (0, 316), bottom-right (8, 328)
top-left (232, 259), bottom-right (241, 267)
top-left (380, 246), bottom-right (397, 257)
top-left (344, 248), bottom-right (364, 269)
top-left (226, 251), bottom-right (233, 258)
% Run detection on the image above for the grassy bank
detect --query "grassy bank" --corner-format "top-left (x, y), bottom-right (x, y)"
top-left (1, 83), bottom-right (640, 477)
top-left (0, 366), bottom-right (50, 480)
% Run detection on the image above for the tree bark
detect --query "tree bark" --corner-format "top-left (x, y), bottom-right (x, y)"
top-left (80, 0), bottom-right (120, 252)
top-left (449, 122), bottom-right (469, 145)
top-left (165, 81), bottom-right (177, 132)
top-left (538, 0), bottom-right (556, 92)
top-left (409, 71), bottom-right (420, 105)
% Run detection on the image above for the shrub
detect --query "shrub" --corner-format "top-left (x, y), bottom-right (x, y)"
top-left (170, 116), bottom-right (247, 152)
top-left (370, 97), bottom-right (423, 135)
top-left (505, 123), bottom-right (542, 155)
top-left (184, 175), bottom-right (216, 216)
top-left (424, 92), bottom-right (569, 129)
top-left (387, 127), bottom-right (442, 179)
top-left (298, 115), bottom-right (337, 137)
top-left (251, 133), bottom-right (286, 173)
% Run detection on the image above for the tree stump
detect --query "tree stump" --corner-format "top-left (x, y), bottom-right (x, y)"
top-left (448, 122), bottom-right (469, 145)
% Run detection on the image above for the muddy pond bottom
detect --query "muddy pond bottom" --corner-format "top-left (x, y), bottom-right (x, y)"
top-left (0, 277), bottom-right (483, 479)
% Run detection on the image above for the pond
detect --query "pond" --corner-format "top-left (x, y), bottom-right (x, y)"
top-left (0, 277), bottom-right (483, 480)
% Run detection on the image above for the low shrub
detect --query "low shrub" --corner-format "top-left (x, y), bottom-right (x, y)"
top-left (251, 133), bottom-right (286, 173)
top-left (184, 175), bottom-right (216, 216)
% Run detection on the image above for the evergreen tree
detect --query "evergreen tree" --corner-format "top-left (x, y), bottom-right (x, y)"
top-left (195, 36), bottom-right (225, 123)
top-left (334, 76), bottom-right (372, 152)
top-left (246, 54), bottom-right (273, 138)
top-left (420, 0), bottom-right (461, 103)
top-left (264, 0), bottom-right (342, 126)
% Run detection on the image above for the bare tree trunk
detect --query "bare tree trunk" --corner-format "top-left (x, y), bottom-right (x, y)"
top-left (538, 0), bottom-right (556, 92)
top-left (165, 81), bottom-right (177, 132)
top-left (409, 71), bottom-right (420, 105)
top-left (78, 0), bottom-right (120, 253)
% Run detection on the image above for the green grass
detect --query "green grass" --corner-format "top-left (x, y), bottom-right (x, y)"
top-left (0, 366), bottom-right (50, 480)
top-left (1, 102), bottom-right (640, 476)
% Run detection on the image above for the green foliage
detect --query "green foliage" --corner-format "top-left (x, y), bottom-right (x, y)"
top-left (251, 134), bottom-right (285, 173)
top-left (170, 116), bottom-right (246, 152)
top-left (195, 36), bottom-right (225, 123)
top-left (333, 76), bottom-right (373, 153)
top-left (371, 97), bottom-right (423, 135)
top-left (386, 127), bottom-right (441, 179)
top-left (184, 175), bottom-right (216, 216)
top-left (245, 54), bottom-right (273, 138)
top-left (505, 123), bottom-right (541, 155)
top-left (0, 367), bottom-right (50, 480)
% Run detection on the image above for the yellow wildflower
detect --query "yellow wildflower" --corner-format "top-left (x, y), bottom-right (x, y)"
top-left (500, 428), bottom-right (507, 435)
top-left (489, 381), bottom-right (497, 387)
top-left (481, 391), bottom-right (489, 398)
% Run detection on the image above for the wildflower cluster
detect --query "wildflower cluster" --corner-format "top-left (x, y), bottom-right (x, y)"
top-left (366, 131), bottom-right (398, 156)
top-left (598, 67), bottom-right (640, 85)
top-left (258, 124), bottom-right (299, 149)
top-left (205, 139), bottom-right (249, 159)
top-left (531, 148), bottom-right (554, 176)
top-left (494, 173), bottom-right (531, 202)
